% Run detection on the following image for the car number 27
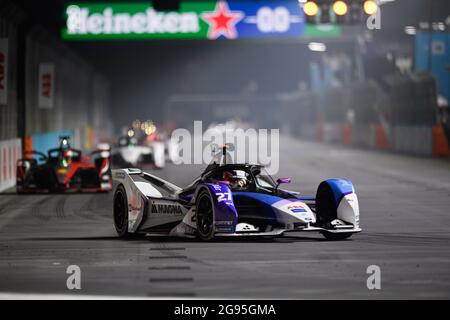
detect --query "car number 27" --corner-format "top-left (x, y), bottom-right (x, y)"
top-left (216, 192), bottom-right (231, 202)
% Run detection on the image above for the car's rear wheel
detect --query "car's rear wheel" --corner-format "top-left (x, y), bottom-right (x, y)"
top-left (195, 190), bottom-right (215, 241)
top-left (113, 185), bottom-right (130, 237)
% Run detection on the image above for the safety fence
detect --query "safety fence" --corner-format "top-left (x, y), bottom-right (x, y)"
top-left (0, 138), bottom-right (21, 192)
top-left (288, 73), bottom-right (450, 158)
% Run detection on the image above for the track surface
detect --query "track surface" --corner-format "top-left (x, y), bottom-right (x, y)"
top-left (1, 137), bottom-right (450, 299)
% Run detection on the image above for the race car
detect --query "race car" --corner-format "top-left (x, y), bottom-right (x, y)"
top-left (112, 144), bottom-right (361, 241)
top-left (16, 136), bottom-right (112, 193)
top-left (111, 134), bottom-right (165, 169)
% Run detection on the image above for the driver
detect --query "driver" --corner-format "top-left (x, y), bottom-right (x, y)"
top-left (223, 170), bottom-right (249, 190)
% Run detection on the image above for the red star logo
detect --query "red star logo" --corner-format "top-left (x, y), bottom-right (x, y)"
top-left (202, 1), bottom-right (244, 40)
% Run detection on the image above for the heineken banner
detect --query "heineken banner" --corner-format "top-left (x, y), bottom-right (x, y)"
top-left (62, 1), bottom-right (306, 40)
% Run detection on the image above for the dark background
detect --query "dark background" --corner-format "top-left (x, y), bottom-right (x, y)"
top-left (10, 0), bottom-right (450, 128)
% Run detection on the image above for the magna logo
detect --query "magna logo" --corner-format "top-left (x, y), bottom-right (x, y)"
top-left (151, 202), bottom-right (183, 215)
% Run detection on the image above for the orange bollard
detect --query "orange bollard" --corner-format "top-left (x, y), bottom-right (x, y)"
top-left (375, 123), bottom-right (389, 150)
top-left (432, 125), bottom-right (450, 157)
top-left (316, 119), bottom-right (324, 142)
top-left (23, 136), bottom-right (33, 157)
top-left (342, 122), bottom-right (352, 145)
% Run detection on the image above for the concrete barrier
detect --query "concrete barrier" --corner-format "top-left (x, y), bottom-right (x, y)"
top-left (392, 125), bottom-right (433, 156)
top-left (0, 138), bottom-right (22, 192)
top-left (351, 124), bottom-right (375, 149)
top-left (323, 123), bottom-right (341, 143)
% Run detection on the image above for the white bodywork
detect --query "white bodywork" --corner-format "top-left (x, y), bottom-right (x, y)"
top-left (113, 169), bottom-right (184, 233)
top-left (118, 141), bottom-right (165, 168)
top-left (119, 146), bottom-right (151, 165)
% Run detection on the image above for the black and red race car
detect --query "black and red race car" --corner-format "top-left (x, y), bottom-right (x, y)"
top-left (16, 137), bottom-right (112, 193)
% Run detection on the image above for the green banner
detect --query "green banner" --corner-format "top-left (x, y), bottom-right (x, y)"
top-left (303, 24), bottom-right (342, 37)
top-left (62, 2), bottom-right (215, 40)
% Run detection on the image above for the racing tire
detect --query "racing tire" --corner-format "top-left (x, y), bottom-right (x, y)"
top-left (113, 184), bottom-right (131, 238)
top-left (316, 182), bottom-right (337, 224)
top-left (195, 189), bottom-right (215, 241)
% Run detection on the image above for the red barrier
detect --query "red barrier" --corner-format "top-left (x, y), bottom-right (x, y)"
top-left (432, 126), bottom-right (450, 157)
top-left (341, 122), bottom-right (352, 145)
top-left (0, 139), bottom-right (22, 191)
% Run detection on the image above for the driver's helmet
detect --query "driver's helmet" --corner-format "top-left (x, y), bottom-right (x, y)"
top-left (223, 170), bottom-right (248, 190)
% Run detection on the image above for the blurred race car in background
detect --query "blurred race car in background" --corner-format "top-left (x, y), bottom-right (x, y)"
top-left (111, 131), bottom-right (165, 169)
top-left (16, 137), bottom-right (112, 193)
top-left (112, 144), bottom-right (361, 241)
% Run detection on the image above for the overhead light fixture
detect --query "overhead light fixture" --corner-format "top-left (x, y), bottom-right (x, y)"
top-left (332, 1), bottom-right (348, 16)
top-left (363, 0), bottom-right (378, 15)
top-left (404, 26), bottom-right (416, 35)
top-left (308, 42), bottom-right (327, 52)
top-left (432, 22), bottom-right (446, 31)
top-left (304, 1), bottom-right (319, 17)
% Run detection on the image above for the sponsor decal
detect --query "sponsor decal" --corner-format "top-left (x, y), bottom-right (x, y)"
top-left (114, 171), bottom-right (126, 179)
top-left (287, 204), bottom-right (307, 213)
top-left (287, 204), bottom-right (304, 210)
top-left (291, 208), bottom-right (307, 213)
top-left (215, 220), bottom-right (234, 226)
top-left (151, 202), bottom-right (183, 215)
top-left (215, 226), bottom-right (234, 233)
top-left (128, 203), bottom-right (142, 212)
top-left (38, 63), bottom-right (55, 109)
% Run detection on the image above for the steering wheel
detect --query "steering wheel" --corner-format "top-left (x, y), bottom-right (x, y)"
top-left (48, 148), bottom-right (82, 160)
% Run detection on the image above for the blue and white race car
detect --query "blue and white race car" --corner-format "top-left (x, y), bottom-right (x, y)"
top-left (112, 146), bottom-right (361, 241)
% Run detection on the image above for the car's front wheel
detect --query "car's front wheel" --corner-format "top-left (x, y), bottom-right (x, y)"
top-left (316, 182), bottom-right (352, 241)
top-left (113, 185), bottom-right (130, 237)
top-left (195, 190), bottom-right (215, 241)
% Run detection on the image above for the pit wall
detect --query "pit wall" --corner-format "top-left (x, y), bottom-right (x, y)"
top-left (0, 138), bottom-right (21, 192)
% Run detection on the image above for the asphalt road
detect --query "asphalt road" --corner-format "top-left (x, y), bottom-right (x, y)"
top-left (1, 137), bottom-right (450, 299)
